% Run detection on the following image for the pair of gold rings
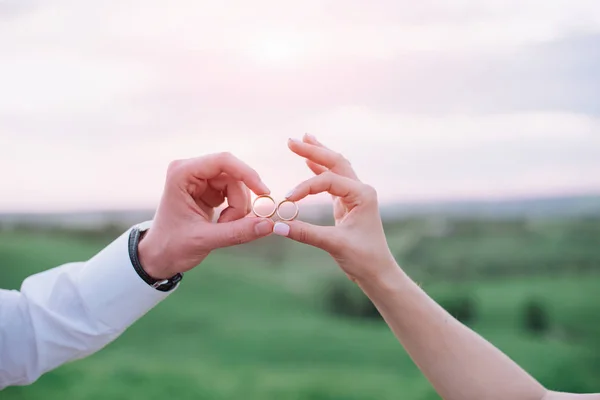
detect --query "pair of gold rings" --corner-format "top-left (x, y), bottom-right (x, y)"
top-left (252, 195), bottom-right (299, 221)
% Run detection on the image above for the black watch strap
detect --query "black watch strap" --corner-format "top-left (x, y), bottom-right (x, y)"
top-left (128, 226), bottom-right (183, 292)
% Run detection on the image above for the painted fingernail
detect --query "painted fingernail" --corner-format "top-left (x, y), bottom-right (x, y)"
top-left (273, 222), bottom-right (290, 236)
top-left (255, 219), bottom-right (273, 236)
top-left (285, 188), bottom-right (295, 198)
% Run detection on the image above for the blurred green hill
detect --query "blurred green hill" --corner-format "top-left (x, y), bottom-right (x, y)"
top-left (1, 195), bottom-right (600, 399)
top-left (2, 194), bottom-right (599, 232)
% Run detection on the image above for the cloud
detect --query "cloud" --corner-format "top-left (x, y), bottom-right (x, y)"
top-left (5, 0), bottom-right (600, 48)
top-left (0, 54), bottom-right (158, 116)
top-left (7, 31), bottom-right (598, 146)
top-left (1, 0), bottom-right (600, 210)
top-left (3, 108), bottom-right (597, 211)
top-left (2, 1), bottom-right (600, 124)
top-left (0, 0), bottom-right (38, 20)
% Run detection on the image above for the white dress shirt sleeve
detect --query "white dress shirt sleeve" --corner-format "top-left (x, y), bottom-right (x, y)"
top-left (0, 224), bottom-right (175, 389)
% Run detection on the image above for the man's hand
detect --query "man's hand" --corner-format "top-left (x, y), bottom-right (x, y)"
top-left (138, 152), bottom-right (274, 279)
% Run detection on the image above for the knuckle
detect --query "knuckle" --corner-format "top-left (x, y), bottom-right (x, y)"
top-left (217, 151), bottom-right (234, 161)
top-left (362, 184), bottom-right (378, 201)
top-left (297, 225), bottom-right (310, 244)
top-left (321, 170), bottom-right (335, 180)
top-left (167, 159), bottom-right (184, 176)
top-left (167, 159), bottom-right (183, 170)
top-left (315, 171), bottom-right (333, 188)
top-left (231, 228), bottom-right (249, 245)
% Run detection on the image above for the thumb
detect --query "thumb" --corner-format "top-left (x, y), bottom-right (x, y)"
top-left (272, 220), bottom-right (339, 252)
top-left (205, 217), bottom-right (274, 249)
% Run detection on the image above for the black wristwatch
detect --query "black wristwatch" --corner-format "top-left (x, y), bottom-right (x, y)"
top-left (128, 223), bottom-right (183, 292)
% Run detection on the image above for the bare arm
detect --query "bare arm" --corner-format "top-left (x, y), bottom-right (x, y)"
top-left (362, 264), bottom-right (600, 400)
top-left (276, 134), bottom-right (599, 400)
top-left (360, 262), bottom-right (559, 400)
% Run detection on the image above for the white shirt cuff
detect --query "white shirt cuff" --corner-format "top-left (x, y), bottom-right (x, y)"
top-left (75, 223), bottom-right (175, 331)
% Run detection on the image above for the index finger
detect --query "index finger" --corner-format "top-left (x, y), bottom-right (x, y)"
top-left (286, 171), bottom-right (367, 203)
top-left (288, 138), bottom-right (358, 180)
top-left (178, 152), bottom-right (270, 195)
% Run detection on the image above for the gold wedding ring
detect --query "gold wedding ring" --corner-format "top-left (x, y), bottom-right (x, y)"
top-left (276, 199), bottom-right (299, 221)
top-left (252, 195), bottom-right (277, 218)
top-left (252, 195), bottom-right (299, 221)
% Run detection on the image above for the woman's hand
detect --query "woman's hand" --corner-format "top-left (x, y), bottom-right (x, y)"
top-left (276, 137), bottom-right (594, 400)
top-left (273, 134), bottom-right (398, 285)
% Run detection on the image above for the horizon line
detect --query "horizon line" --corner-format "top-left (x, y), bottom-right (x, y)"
top-left (1, 189), bottom-right (599, 215)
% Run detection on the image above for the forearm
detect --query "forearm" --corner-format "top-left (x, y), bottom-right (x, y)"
top-left (0, 225), bottom-right (172, 389)
top-left (281, 136), bottom-right (598, 399)
top-left (358, 263), bottom-right (547, 400)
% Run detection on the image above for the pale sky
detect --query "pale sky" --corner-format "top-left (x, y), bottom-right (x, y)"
top-left (1, 0), bottom-right (600, 211)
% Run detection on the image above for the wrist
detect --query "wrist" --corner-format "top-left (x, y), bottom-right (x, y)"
top-left (356, 256), bottom-right (408, 296)
top-left (128, 225), bottom-right (183, 292)
top-left (137, 231), bottom-right (173, 280)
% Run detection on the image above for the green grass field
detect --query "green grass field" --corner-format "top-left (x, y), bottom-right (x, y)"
top-left (1, 218), bottom-right (599, 399)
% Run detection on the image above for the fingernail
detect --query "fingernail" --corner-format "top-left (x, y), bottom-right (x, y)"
top-left (285, 188), bottom-right (295, 198)
top-left (288, 138), bottom-right (300, 144)
top-left (273, 222), bottom-right (290, 237)
top-left (255, 219), bottom-right (272, 236)
top-left (305, 133), bottom-right (316, 141)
